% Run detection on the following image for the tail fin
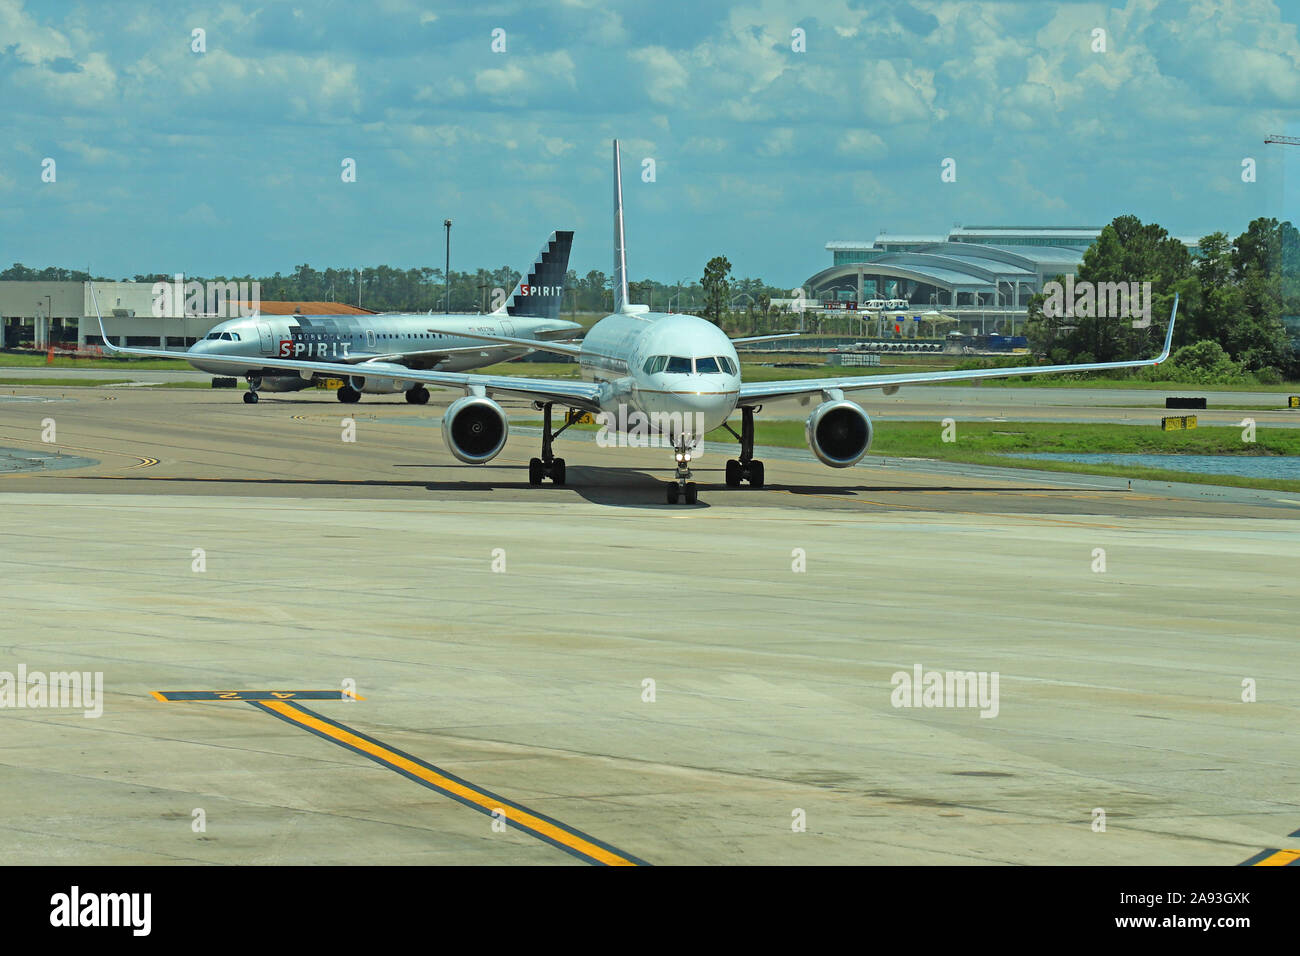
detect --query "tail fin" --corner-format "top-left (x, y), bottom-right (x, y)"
top-left (613, 140), bottom-right (630, 313)
top-left (497, 230), bottom-right (574, 320)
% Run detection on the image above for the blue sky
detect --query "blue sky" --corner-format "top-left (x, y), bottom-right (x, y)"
top-left (1, 0), bottom-right (1296, 287)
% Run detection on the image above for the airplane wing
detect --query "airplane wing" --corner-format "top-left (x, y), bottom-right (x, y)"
top-left (738, 295), bottom-right (1178, 407)
top-left (90, 301), bottom-right (604, 410)
top-left (730, 332), bottom-right (800, 345)
top-left (424, 327), bottom-right (589, 359)
top-left (349, 343), bottom-right (558, 367)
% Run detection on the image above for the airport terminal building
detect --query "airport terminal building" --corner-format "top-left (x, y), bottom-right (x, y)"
top-left (804, 226), bottom-right (1202, 333)
top-left (0, 280), bottom-right (371, 349)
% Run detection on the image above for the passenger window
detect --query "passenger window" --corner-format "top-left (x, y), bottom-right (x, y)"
top-left (666, 356), bottom-right (692, 373)
top-left (696, 356), bottom-right (719, 373)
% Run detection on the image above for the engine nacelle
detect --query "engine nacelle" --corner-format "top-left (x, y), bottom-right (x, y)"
top-left (347, 374), bottom-right (405, 395)
top-left (805, 400), bottom-right (872, 468)
top-left (442, 395), bottom-right (509, 464)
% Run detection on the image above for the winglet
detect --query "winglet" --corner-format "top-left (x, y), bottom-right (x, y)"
top-left (89, 283), bottom-right (123, 355)
top-left (1154, 292), bottom-right (1178, 365)
top-left (612, 140), bottom-right (629, 313)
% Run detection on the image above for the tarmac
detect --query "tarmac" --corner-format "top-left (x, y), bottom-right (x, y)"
top-left (0, 385), bottom-right (1296, 865)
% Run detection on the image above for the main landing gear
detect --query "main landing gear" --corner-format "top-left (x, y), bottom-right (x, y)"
top-left (405, 385), bottom-right (430, 405)
top-left (336, 384), bottom-right (361, 403)
top-left (243, 374), bottom-right (261, 404)
top-left (666, 436), bottom-right (698, 505)
top-left (720, 405), bottom-right (765, 488)
top-left (527, 402), bottom-right (569, 486)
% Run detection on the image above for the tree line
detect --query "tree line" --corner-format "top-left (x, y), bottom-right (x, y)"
top-left (1025, 215), bottom-right (1299, 381)
top-left (0, 262), bottom-right (793, 322)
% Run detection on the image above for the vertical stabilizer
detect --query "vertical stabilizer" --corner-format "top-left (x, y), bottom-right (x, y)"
top-left (613, 140), bottom-right (629, 313)
top-left (495, 230), bottom-right (574, 319)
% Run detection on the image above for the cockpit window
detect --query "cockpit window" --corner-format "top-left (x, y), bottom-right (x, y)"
top-left (665, 356), bottom-right (693, 373)
top-left (205, 332), bottom-right (221, 340)
top-left (219, 332), bottom-right (233, 340)
top-left (695, 356), bottom-right (720, 373)
top-left (716, 356), bottom-right (736, 375)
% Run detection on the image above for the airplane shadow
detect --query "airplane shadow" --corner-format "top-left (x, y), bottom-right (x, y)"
top-left (68, 470), bottom-right (1102, 508)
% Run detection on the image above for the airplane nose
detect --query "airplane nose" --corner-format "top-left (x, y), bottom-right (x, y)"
top-left (668, 382), bottom-right (736, 430)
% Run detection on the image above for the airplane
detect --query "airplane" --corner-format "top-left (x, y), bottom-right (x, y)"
top-left (152, 230), bottom-right (579, 405)
top-left (95, 141), bottom-right (1178, 505)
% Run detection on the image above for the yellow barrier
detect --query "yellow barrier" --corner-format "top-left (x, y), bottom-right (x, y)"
top-left (1161, 415), bottom-right (1197, 431)
top-left (317, 378), bottom-right (344, 390)
top-left (566, 410), bottom-right (595, 425)
top-left (1289, 395), bottom-right (1299, 408)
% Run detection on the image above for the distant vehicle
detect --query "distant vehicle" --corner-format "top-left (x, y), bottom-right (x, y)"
top-left (864, 299), bottom-right (887, 310)
top-left (886, 298), bottom-right (910, 309)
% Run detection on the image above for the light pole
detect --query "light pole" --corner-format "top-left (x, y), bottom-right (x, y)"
top-left (444, 219), bottom-right (452, 314)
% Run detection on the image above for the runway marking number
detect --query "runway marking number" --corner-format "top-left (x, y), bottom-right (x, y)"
top-left (151, 689), bottom-right (360, 701)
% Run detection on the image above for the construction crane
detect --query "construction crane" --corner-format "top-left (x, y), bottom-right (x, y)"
top-left (1264, 134), bottom-right (1300, 146)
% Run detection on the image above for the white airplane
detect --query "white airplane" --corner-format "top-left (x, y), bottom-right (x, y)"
top-left (96, 141), bottom-right (1178, 505)
top-left (128, 231), bottom-right (579, 405)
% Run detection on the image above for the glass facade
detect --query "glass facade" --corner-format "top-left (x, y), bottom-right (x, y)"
top-left (833, 250), bottom-right (889, 265)
top-left (951, 236), bottom-right (1090, 247)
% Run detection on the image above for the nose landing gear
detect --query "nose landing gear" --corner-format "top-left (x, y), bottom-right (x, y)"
top-left (243, 374), bottom-right (261, 404)
top-left (666, 436), bottom-right (699, 505)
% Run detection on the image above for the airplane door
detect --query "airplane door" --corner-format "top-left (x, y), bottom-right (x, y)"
top-left (258, 324), bottom-right (274, 355)
top-left (500, 320), bottom-right (515, 336)
top-left (366, 329), bottom-right (376, 349)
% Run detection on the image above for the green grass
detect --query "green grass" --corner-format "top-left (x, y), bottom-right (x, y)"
top-left (0, 378), bottom-right (136, 387)
top-left (0, 354), bottom-right (193, 370)
top-left (710, 420), bottom-right (1300, 493)
top-left (966, 376), bottom-right (1300, 392)
top-left (0, 379), bottom-right (212, 388)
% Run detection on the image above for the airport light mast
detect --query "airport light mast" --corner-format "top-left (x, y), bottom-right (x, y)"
top-left (444, 219), bottom-right (452, 314)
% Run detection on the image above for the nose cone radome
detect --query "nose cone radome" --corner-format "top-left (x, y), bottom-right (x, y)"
top-left (666, 377), bottom-right (737, 431)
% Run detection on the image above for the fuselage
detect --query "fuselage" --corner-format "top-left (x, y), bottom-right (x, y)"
top-left (186, 312), bottom-right (580, 376)
top-left (578, 310), bottom-right (741, 437)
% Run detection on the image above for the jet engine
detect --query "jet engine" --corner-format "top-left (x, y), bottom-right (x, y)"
top-left (442, 395), bottom-right (509, 464)
top-left (805, 399), bottom-right (872, 468)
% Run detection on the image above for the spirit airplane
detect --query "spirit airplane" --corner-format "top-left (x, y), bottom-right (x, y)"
top-left (138, 231), bottom-right (578, 404)
top-left (98, 143), bottom-right (1177, 504)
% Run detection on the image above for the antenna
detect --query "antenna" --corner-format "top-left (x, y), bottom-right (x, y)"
top-left (613, 141), bottom-right (629, 313)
